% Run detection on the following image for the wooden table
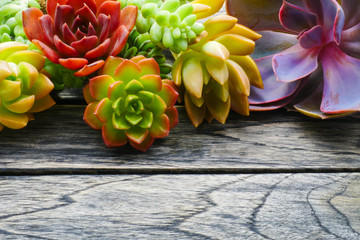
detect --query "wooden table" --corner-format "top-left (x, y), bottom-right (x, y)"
top-left (0, 90), bottom-right (359, 239)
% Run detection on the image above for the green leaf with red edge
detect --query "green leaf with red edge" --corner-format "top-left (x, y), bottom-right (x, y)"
top-left (145, 94), bottom-right (167, 116)
top-left (139, 74), bottom-right (162, 93)
top-left (83, 102), bottom-right (103, 130)
top-left (158, 82), bottom-right (178, 108)
top-left (114, 59), bottom-right (141, 83)
top-left (165, 107), bottom-right (178, 129)
top-left (102, 122), bottom-right (128, 147)
top-left (129, 135), bottom-right (155, 152)
top-left (89, 75), bottom-right (115, 100)
top-left (83, 84), bottom-right (97, 104)
top-left (108, 81), bottom-right (126, 101)
top-left (101, 56), bottom-right (125, 76)
top-left (149, 114), bottom-right (170, 139)
top-left (125, 126), bottom-right (149, 144)
top-left (138, 58), bottom-right (160, 76)
top-left (94, 98), bottom-right (113, 123)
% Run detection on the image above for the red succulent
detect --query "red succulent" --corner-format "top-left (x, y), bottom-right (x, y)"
top-left (22, 0), bottom-right (137, 77)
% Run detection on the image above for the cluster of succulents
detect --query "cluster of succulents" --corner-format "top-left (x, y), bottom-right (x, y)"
top-left (0, 0), bottom-right (40, 44)
top-left (118, 29), bottom-right (172, 79)
top-left (121, 0), bottom-right (206, 53)
top-left (83, 56), bottom-right (178, 151)
top-left (0, 41), bottom-right (55, 131)
top-left (172, 15), bottom-right (262, 127)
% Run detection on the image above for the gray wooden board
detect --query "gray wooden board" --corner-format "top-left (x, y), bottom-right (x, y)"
top-left (0, 106), bottom-right (360, 171)
top-left (0, 173), bottom-right (358, 239)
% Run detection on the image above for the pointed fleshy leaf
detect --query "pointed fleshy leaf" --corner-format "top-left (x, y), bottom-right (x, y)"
top-left (182, 58), bottom-right (203, 99)
top-left (100, 56), bottom-right (124, 76)
top-left (191, 3), bottom-right (211, 16)
top-left (172, 51), bottom-right (200, 86)
top-left (190, 94), bottom-right (205, 108)
top-left (125, 126), bottom-right (149, 144)
top-left (0, 60), bottom-right (11, 80)
top-left (146, 94), bottom-right (167, 116)
top-left (279, 1), bottom-right (317, 33)
top-left (83, 84), bottom-right (97, 104)
top-left (32, 40), bottom-right (60, 64)
top-left (125, 112), bottom-right (143, 125)
top-left (165, 107), bottom-right (178, 129)
top-left (211, 23), bottom-right (262, 41)
top-left (54, 5), bottom-right (75, 34)
top-left (205, 90), bottom-right (230, 124)
top-left (66, 0), bottom-right (97, 13)
top-left (211, 80), bottom-right (229, 102)
top-left (129, 135), bottom-right (155, 152)
top-left (249, 56), bottom-right (300, 105)
top-left (226, 59), bottom-right (250, 96)
top-left (24, 73), bottom-right (54, 100)
top-left (114, 59), bottom-right (141, 83)
top-left (229, 88), bottom-right (249, 116)
top-left (84, 102), bottom-right (103, 130)
top-left (70, 36), bottom-right (98, 56)
top-left (214, 34), bottom-right (255, 56)
top-left (74, 4), bottom-right (98, 28)
top-left (149, 114), bottom-right (170, 139)
top-left (102, 122), bottom-right (128, 147)
top-left (85, 38), bottom-right (110, 60)
top-left (139, 75), bottom-right (162, 93)
top-left (47, 0), bottom-right (67, 19)
top-left (3, 95), bottom-right (35, 113)
top-left (29, 95), bottom-right (56, 113)
top-left (229, 55), bottom-right (263, 89)
top-left (108, 81), bottom-right (126, 101)
top-left (98, 13), bottom-right (111, 43)
top-left (320, 43), bottom-right (360, 113)
top-left (138, 91), bottom-right (155, 106)
top-left (0, 42), bottom-right (28, 60)
top-left (273, 44), bottom-right (321, 82)
top-left (138, 58), bottom-right (160, 76)
top-left (6, 50), bottom-right (46, 71)
top-left (97, 1), bottom-right (121, 33)
top-left (203, 15), bottom-right (238, 39)
top-left (125, 80), bottom-right (144, 93)
top-left (205, 57), bottom-right (228, 85)
top-left (184, 91), bottom-right (205, 127)
top-left (89, 75), bottom-right (115, 100)
top-left (0, 80), bottom-right (21, 101)
top-left (158, 83), bottom-right (178, 108)
top-left (226, 0), bottom-right (287, 32)
top-left (108, 26), bottom-right (129, 56)
top-left (112, 114), bottom-right (131, 130)
top-left (120, 5), bottom-right (138, 32)
top-left (94, 98), bottom-right (113, 123)
top-left (0, 106), bottom-right (28, 129)
top-left (54, 35), bottom-right (79, 57)
top-left (191, 0), bottom-right (225, 19)
top-left (138, 110), bottom-right (153, 129)
top-left (74, 60), bottom-right (105, 77)
top-left (59, 58), bottom-right (88, 70)
top-left (202, 41), bottom-right (230, 61)
top-left (22, 8), bottom-right (45, 42)
top-left (39, 15), bottom-right (55, 45)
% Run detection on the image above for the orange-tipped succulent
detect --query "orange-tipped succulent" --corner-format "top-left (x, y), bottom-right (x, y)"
top-left (22, 0), bottom-right (137, 77)
top-left (83, 56), bottom-right (178, 152)
top-left (172, 15), bottom-right (263, 127)
top-left (0, 41), bottom-right (55, 132)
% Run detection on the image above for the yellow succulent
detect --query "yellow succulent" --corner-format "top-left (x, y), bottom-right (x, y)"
top-left (172, 15), bottom-right (263, 127)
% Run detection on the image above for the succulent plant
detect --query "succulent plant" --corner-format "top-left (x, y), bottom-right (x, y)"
top-left (83, 56), bottom-right (178, 152)
top-left (0, 41), bottom-right (55, 132)
top-left (0, 0), bottom-right (40, 44)
top-left (121, 0), bottom-right (207, 53)
top-left (228, 0), bottom-right (360, 119)
top-left (118, 29), bottom-right (172, 79)
top-left (172, 15), bottom-right (262, 127)
top-left (22, 0), bottom-right (137, 77)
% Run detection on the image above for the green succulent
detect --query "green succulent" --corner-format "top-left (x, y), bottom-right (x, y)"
top-left (120, 0), bottom-right (205, 53)
top-left (119, 29), bottom-right (173, 79)
top-left (0, 0), bottom-right (40, 44)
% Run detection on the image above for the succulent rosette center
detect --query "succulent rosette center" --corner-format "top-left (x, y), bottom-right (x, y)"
top-left (22, 0), bottom-right (137, 77)
top-left (83, 56), bottom-right (178, 152)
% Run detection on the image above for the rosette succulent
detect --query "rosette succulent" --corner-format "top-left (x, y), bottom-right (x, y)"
top-left (0, 0), bottom-right (40, 44)
top-left (118, 29), bottom-right (172, 79)
top-left (83, 56), bottom-right (178, 152)
top-left (172, 15), bottom-right (262, 127)
top-left (228, 0), bottom-right (360, 119)
top-left (22, 0), bottom-right (137, 77)
top-left (0, 41), bottom-right (55, 131)
top-left (121, 0), bottom-right (206, 53)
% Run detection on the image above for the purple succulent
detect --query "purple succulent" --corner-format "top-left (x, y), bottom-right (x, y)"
top-left (227, 0), bottom-right (360, 118)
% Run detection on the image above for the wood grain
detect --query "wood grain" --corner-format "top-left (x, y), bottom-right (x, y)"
top-left (0, 106), bottom-right (359, 172)
top-left (0, 174), bottom-right (358, 239)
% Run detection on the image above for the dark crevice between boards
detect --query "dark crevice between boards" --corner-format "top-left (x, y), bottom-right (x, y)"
top-left (0, 168), bottom-right (359, 176)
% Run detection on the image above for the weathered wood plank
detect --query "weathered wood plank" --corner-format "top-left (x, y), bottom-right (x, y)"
top-left (0, 106), bottom-right (360, 171)
top-left (0, 174), bottom-right (359, 239)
